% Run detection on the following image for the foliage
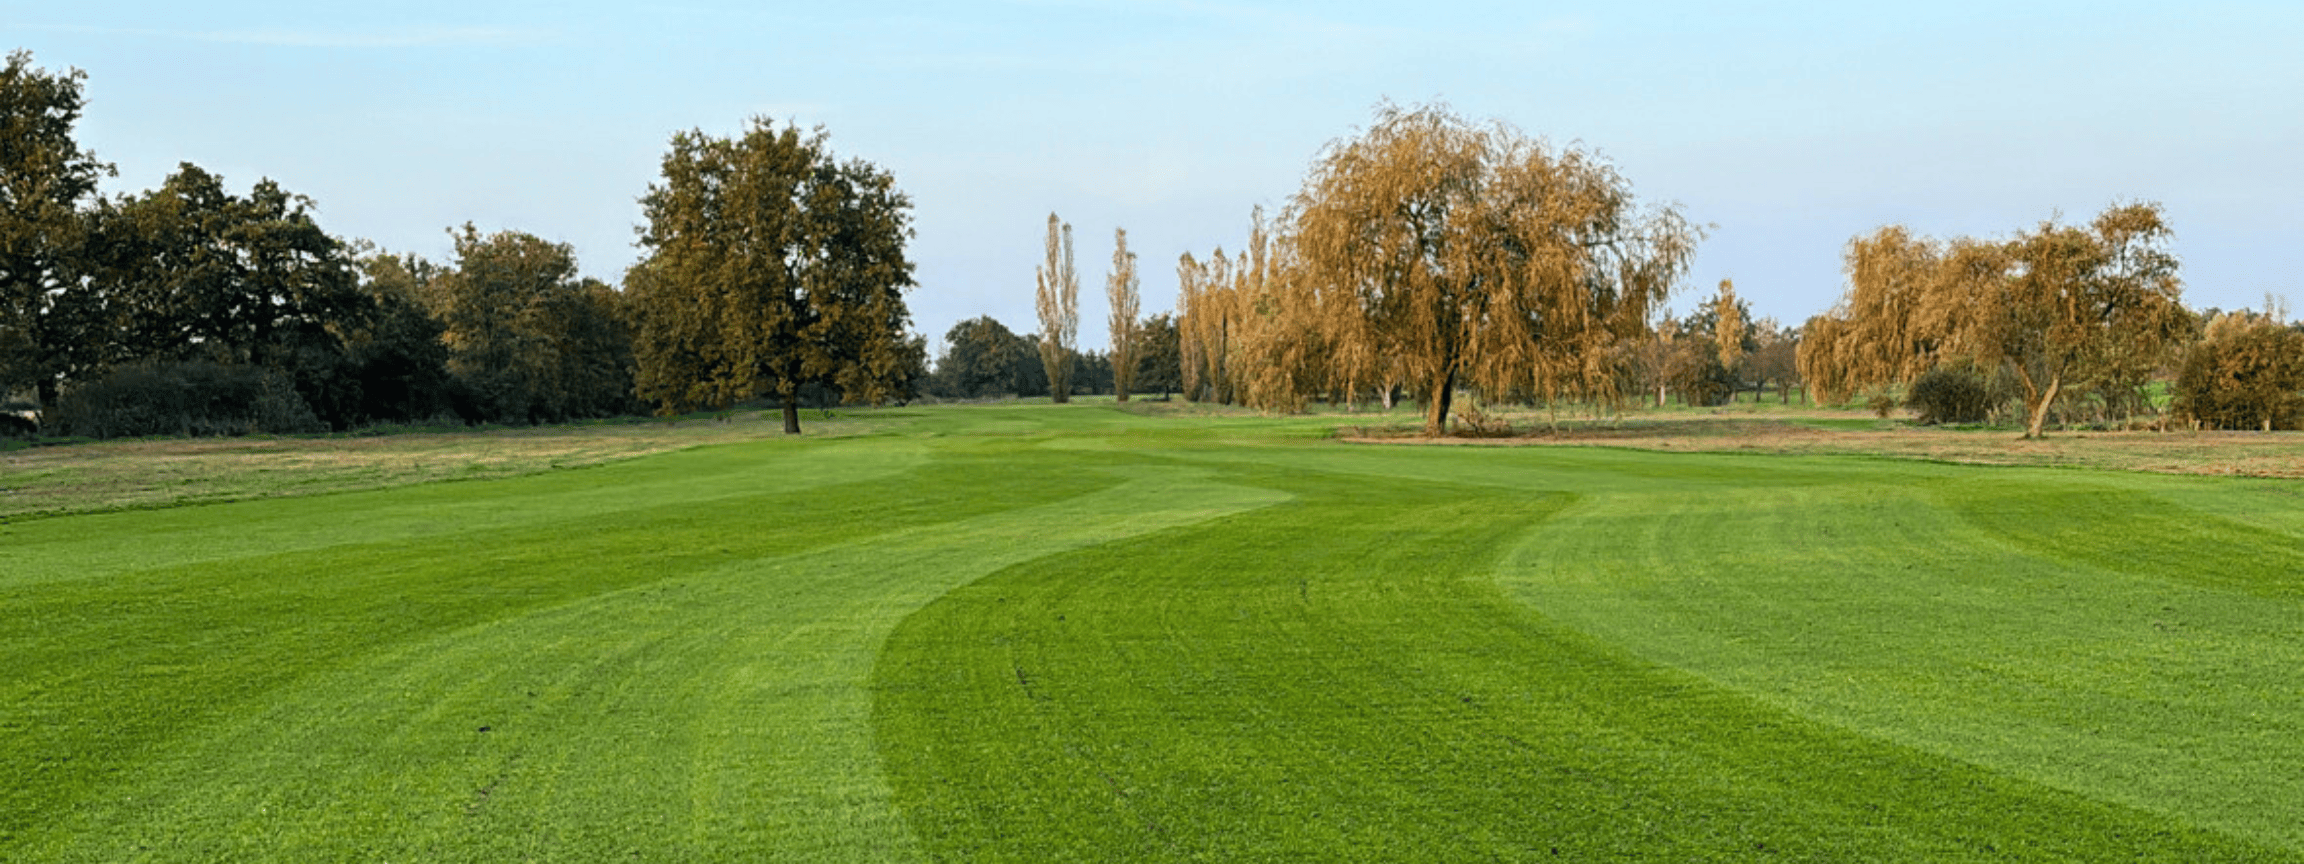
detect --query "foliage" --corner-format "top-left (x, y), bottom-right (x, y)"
top-left (628, 118), bottom-right (914, 433)
top-left (1290, 102), bottom-right (1699, 434)
top-left (1133, 312), bottom-right (1182, 399)
top-left (2173, 312), bottom-right (2304, 430)
top-left (87, 163), bottom-right (376, 431)
top-left (1106, 228), bottom-right (1140, 401)
top-left (1033, 213), bottom-right (1078, 403)
top-left (1747, 318), bottom-right (1801, 403)
top-left (0, 50), bottom-right (113, 409)
top-left (1800, 204), bottom-right (2189, 437)
top-left (1904, 361), bottom-right (2007, 425)
top-left (929, 315), bottom-right (1042, 398)
top-left (46, 360), bottom-right (325, 438)
top-left (424, 225), bottom-right (636, 425)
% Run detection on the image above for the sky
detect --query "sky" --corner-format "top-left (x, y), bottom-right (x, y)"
top-left (10, 1), bottom-right (2302, 355)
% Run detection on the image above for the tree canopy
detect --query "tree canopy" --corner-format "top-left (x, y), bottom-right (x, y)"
top-left (1799, 203), bottom-right (2189, 436)
top-left (0, 50), bottom-right (112, 407)
top-left (629, 119), bottom-right (915, 433)
top-left (1290, 103), bottom-right (1700, 434)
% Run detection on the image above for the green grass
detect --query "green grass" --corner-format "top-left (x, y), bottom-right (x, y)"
top-left (4, 403), bottom-right (2299, 861)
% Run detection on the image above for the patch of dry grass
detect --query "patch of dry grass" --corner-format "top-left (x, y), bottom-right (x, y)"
top-left (0, 410), bottom-right (883, 520)
top-left (1336, 406), bottom-right (2304, 478)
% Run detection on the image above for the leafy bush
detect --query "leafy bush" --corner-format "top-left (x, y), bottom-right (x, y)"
top-left (1867, 393), bottom-right (1899, 419)
top-left (49, 362), bottom-right (327, 439)
top-left (1905, 363), bottom-right (2006, 425)
top-left (2172, 316), bottom-right (2304, 431)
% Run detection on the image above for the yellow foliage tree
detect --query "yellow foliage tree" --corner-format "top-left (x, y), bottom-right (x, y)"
top-left (1034, 213), bottom-right (1078, 403)
top-left (1106, 227), bottom-right (1140, 402)
top-left (1290, 103), bottom-right (1698, 434)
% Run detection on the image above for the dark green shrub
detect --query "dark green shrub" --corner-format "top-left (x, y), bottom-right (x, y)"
top-left (49, 362), bottom-right (326, 439)
top-left (1905, 363), bottom-right (2005, 425)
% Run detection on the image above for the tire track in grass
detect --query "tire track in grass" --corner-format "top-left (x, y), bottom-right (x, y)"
top-left (16, 462), bottom-right (1282, 862)
top-left (874, 466), bottom-right (2286, 862)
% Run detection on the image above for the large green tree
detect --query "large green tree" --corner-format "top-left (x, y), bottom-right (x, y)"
top-left (426, 225), bottom-right (634, 424)
top-left (0, 50), bottom-right (112, 409)
top-left (88, 163), bottom-right (371, 427)
top-left (95, 164), bottom-right (367, 370)
top-left (630, 119), bottom-right (914, 433)
top-left (933, 315), bottom-right (1041, 399)
top-left (1133, 312), bottom-right (1182, 400)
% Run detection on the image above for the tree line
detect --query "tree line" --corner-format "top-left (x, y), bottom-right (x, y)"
top-left (3, 52), bottom-right (928, 438)
top-left (8, 50), bottom-right (2297, 440)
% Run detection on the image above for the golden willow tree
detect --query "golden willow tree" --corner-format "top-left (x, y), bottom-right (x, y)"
top-left (1290, 103), bottom-right (1699, 435)
top-left (1033, 213), bottom-right (1079, 403)
top-left (1800, 203), bottom-right (2187, 437)
top-left (1106, 227), bottom-right (1140, 401)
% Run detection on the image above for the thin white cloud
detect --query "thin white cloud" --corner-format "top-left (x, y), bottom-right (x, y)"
top-left (31, 22), bottom-right (553, 49)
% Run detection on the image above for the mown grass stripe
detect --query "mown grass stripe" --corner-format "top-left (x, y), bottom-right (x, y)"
top-left (874, 464), bottom-right (2286, 861)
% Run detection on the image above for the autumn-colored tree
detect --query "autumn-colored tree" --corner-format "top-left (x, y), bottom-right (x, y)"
top-left (629, 119), bottom-right (914, 433)
top-left (1711, 279), bottom-right (1746, 400)
top-left (1034, 213), bottom-right (1078, 403)
top-left (1183, 207), bottom-right (1326, 414)
top-left (1176, 250), bottom-right (1237, 404)
top-left (1970, 204), bottom-right (2188, 437)
top-left (2173, 310), bottom-right (2304, 430)
top-left (1290, 103), bottom-right (1698, 434)
top-left (1801, 205), bottom-right (2187, 435)
top-left (1106, 227), bottom-right (1140, 401)
top-left (1748, 318), bottom-right (1801, 403)
top-left (1798, 226), bottom-right (1952, 406)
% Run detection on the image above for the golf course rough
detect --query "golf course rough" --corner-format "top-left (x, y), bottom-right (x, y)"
top-left (2, 404), bottom-right (2296, 861)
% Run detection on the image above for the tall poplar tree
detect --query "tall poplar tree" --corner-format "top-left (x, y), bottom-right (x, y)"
top-left (1106, 227), bottom-right (1140, 402)
top-left (1034, 213), bottom-right (1078, 403)
top-left (629, 119), bottom-right (914, 434)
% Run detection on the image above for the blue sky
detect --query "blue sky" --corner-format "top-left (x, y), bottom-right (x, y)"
top-left (11, 1), bottom-right (2301, 352)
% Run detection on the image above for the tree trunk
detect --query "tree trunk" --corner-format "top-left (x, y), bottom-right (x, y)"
top-left (1425, 366), bottom-right (1456, 437)
top-left (782, 397), bottom-right (801, 435)
top-left (2023, 374), bottom-right (2062, 439)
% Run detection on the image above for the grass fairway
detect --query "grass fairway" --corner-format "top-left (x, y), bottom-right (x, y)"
top-left (4, 404), bottom-right (2299, 861)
